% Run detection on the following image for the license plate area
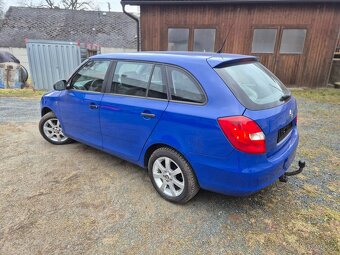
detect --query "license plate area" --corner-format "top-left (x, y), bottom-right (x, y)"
top-left (277, 121), bottom-right (293, 143)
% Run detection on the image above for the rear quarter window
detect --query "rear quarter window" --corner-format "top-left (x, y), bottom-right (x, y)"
top-left (214, 62), bottom-right (290, 110)
top-left (167, 66), bottom-right (206, 104)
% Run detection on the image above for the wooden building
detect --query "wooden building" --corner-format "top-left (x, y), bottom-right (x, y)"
top-left (122, 0), bottom-right (340, 88)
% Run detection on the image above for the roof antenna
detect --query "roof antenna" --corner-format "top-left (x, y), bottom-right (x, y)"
top-left (216, 13), bottom-right (237, 53)
top-left (216, 37), bottom-right (227, 53)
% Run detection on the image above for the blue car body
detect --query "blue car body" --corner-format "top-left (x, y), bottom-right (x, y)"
top-left (41, 52), bottom-right (298, 196)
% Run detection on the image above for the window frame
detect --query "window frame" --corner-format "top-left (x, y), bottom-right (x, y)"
top-left (105, 60), bottom-right (170, 102)
top-left (279, 28), bottom-right (307, 55)
top-left (166, 25), bottom-right (217, 52)
top-left (66, 59), bottom-right (113, 94)
top-left (193, 28), bottom-right (217, 52)
top-left (250, 25), bottom-right (309, 56)
top-left (167, 27), bottom-right (190, 51)
top-left (251, 28), bottom-right (278, 54)
top-left (165, 64), bottom-right (207, 105)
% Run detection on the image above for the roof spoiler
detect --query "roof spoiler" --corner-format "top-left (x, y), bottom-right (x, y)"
top-left (207, 56), bottom-right (258, 68)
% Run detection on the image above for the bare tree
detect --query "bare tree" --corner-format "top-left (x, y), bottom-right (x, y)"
top-left (0, 0), bottom-right (4, 18)
top-left (42, 0), bottom-right (59, 8)
top-left (61, 0), bottom-right (92, 10)
top-left (17, 0), bottom-right (40, 7)
top-left (17, 0), bottom-right (93, 10)
top-left (17, 0), bottom-right (59, 8)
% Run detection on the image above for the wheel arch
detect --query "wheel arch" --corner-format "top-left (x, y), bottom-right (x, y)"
top-left (41, 107), bottom-right (53, 117)
top-left (143, 143), bottom-right (190, 169)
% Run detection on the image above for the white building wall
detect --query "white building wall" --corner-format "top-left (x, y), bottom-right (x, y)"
top-left (101, 47), bottom-right (137, 54)
top-left (0, 47), bottom-right (29, 72)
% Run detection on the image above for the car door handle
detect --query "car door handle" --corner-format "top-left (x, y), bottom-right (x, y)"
top-left (141, 112), bottom-right (156, 118)
top-left (89, 103), bottom-right (98, 109)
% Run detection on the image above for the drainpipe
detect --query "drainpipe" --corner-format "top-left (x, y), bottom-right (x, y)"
top-left (121, 3), bottom-right (140, 52)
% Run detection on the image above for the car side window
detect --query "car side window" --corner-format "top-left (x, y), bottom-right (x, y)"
top-left (70, 60), bottom-right (110, 92)
top-left (147, 65), bottom-right (167, 99)
top-left (167, 66), bottom-right (205, 103)
top-left (111, 61), bottom-right (153, 97)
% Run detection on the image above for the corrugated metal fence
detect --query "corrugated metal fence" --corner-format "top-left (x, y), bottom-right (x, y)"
top-left (26, 40), bottom-right (81, 90)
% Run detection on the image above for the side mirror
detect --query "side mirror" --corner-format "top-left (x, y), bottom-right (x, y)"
top-left (53, 80), bottom-right (67, 91)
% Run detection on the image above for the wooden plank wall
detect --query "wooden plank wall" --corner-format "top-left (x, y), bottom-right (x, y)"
top-left (140, 3), bottom-right (340, 88)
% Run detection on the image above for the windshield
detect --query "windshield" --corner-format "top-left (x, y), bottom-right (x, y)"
top-left (214, 62), bottom-right (290, 110)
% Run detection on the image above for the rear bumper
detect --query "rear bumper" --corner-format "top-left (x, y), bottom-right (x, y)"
top-left (190, 128), bottom-right (299, 196)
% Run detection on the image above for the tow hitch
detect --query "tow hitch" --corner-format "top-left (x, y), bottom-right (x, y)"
top-left (279, 160), bottom-right (306, 183)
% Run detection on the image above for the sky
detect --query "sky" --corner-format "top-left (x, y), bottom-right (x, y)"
top-left (3, 0), bottom-right (139, 13)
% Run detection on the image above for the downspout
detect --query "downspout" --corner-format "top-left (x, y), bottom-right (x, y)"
top-left (121, 3), bottom-right (140, 51)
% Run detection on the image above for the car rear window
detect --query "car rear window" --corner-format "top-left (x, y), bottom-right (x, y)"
top-left (214, 62), bottom-right (290, 110)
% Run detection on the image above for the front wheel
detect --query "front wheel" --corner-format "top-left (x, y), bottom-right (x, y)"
top-left (39, 112), bottom-right (72, 145)
top-left (148, 147), bottom-right (200, 203)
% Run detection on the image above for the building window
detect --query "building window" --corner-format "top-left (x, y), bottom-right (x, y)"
top-left (280, 29), bottom-right (307, 54)
top-left (168, 28), bottom-right (189, 51)
top-left (252, 29), bottom-right (277, 53)
top-left (193, 29), bottom-right (216, 52)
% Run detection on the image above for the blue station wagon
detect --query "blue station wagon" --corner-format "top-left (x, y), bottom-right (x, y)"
top-left (39, 52), bottom-right (303, 203)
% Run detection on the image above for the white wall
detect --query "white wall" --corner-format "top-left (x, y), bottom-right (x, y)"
top-left (0, 47), bottom-right (32, 83)
top-left (101, 47), bottom-right (137, 54)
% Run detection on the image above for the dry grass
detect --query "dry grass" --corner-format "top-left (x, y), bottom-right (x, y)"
top-left (291, 87), bottom-right (340, 104)
top-left (0, 89), bottom-right (46, 98)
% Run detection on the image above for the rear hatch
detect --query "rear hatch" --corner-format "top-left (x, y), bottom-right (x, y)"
top-left (213, 60), bottom-right (297, 156)
top-left (243, 98), bottom-right (297, 156)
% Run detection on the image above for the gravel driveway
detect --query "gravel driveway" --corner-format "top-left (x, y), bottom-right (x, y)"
top-left (0, 95), bottom-right (339, 254)
top-left (0, 97), bottom-right (40, 123)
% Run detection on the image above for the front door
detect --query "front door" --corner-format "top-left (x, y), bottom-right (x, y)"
top-left (100, 61), bottom-right (169, 161)
top-left (251, 27), bottom-right (308, 86)
top-left (58, 60), bottom-right (111, 148)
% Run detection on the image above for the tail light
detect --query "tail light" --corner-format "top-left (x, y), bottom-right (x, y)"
top-left (218, 116), bottom-right (266, 154)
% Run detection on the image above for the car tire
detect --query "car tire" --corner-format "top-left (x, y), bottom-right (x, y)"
top-left (148, 147), bottom-right (200, 203)
top-left (39, 112), bottom-right (73, 145)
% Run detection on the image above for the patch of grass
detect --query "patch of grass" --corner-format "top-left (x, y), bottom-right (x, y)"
top-left (0, 89), bottom-right (46, 98)
top-left (291, 88), bottom-right (340, 104)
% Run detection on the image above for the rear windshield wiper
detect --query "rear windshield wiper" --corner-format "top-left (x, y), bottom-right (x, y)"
top-left (280, 94), bottom-right (291, 102)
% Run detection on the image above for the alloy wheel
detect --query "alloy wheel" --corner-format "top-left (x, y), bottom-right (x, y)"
top-left (152, 157), bottom-right (185, 197)
top-left (43, 118), bottom-right (68, 143)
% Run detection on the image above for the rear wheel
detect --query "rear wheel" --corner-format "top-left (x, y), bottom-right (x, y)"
top-left (39, 112), bottom-right (72, 145)
top-left (148, 147), bottom-right (199, 203)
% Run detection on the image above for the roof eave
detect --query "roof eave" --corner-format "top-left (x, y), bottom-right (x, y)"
top-left (121, 0), bottom-right (340, 5)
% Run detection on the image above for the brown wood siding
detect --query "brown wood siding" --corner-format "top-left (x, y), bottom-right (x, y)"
top-left (140, 3), bottom-right (340, 88)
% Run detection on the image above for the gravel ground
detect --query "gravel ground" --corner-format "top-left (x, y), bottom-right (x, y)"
top-left (0, 95), bottom-right (339, 254)
top-left (0, 97), bottom-right (40, 122)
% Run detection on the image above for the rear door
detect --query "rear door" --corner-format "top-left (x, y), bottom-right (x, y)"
top-left (58, 60), bottom-right (111, 148)
top-left (100, 61), bottom-right (169, 161)
top-left (274, 28), bottom-right (307, 85)
top-left (251, 27), bottom-right (278, 72)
